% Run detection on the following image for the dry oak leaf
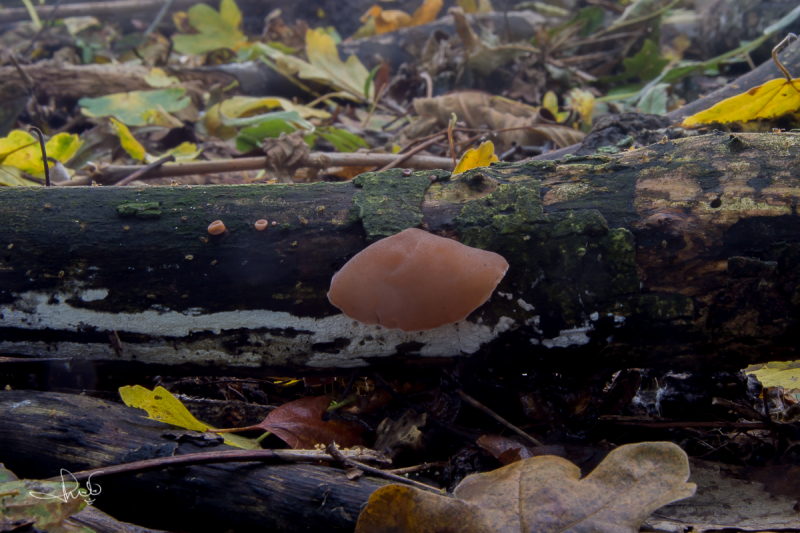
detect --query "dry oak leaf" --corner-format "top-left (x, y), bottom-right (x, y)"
top-left (257, 395), bottom-right (364, 449)
top-left (354, 441), bottom-right (696, 533)
top-left (682, 78), bottom-right (800, 126)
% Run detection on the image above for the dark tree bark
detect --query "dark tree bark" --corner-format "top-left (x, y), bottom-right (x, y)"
top-left (2, 132), bottom-right (800, 376)
top-left (0, 390), bottom-right (385, 532)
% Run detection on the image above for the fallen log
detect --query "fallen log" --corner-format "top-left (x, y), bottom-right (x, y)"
top-left (0, 11), bottom-right (544, 106)
top-left (2, 132), bottom-right (800, 376)
top-left (0, 390), bottom-right (385, 532)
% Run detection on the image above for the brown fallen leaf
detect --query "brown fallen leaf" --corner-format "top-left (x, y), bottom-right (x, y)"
top-left (398, 91), bottom-right (585, 151)
top-left (355, 441), bottom-right (696, 533)
top-left (257, 395), bottom-right (364, 449)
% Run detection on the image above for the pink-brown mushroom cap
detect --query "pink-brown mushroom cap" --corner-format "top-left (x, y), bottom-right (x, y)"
top-left (208, 220), bottom-right (226, 235)
top-left (255, 219), bottom-right (268, 231)
top-left (328, 228), bottom-right (509, 332)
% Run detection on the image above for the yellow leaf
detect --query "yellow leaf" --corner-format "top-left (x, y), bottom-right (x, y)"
top-left (141, 108), bottom-right (185, 128)
top-left (683, 78), bottom-right (800, 126)
top-left (542, 90), bottom-right (559, 116)
top-left (411, 0), bottom-right (443, 25)
top-left (146, 141), bottom-right (201, 164)
top-left (172, 0), bottom-right (245, 55)
top-left (119, 385), bottom-right (258, 449)
top-left (566, 88), bottom-right (595, 127)
top-left (456, 0), bottom-right (493, 12)
top-left (144, 67), bottom-right (180, 88)
top-left (304, 28), bottom-right (371, 98)
top-left (0, 131), bottom-right (38, 163)
top-left (454, 140), bottom-right (498, 174)
top-left (2, 131), bottom-right (82, 177)
top-left (110, 118), bottom-right (146, 161)
top-left (375, 8), bottom-right (413, 34)
top-left (746, 360), bottom-right (800, 389)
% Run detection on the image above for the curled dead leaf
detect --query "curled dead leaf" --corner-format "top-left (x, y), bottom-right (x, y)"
top-left (256, 395), bottom-right (364, 449)
top-left (355, 442), bottom-right (696, 533)
top-left (263, 130), bottom-right (310, 183)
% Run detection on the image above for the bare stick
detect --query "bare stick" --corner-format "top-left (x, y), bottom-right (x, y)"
top-left (456, 389), bottom-right (543, 447)
top-left (47, 448), bottom-right (390, 484)
top-left (772, 33), bottom-right (798, 82)
top-left (64, 152), bottom-right (454, 186)
top-left (115, 155), bottom-right (175, 186)
top-left (28, 127), bottom-right (50, 187)
top-left (378, 133), bottom-right (445, 171)
top-left (387, 461), bottom-right (447, 476)
top-left (325, 443), bottom-right (442, 494)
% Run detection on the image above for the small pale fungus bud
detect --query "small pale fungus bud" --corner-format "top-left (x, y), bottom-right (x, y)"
top-left (208, 220), bottom-right (226, 235)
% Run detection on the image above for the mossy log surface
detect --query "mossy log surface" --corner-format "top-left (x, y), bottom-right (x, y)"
top-left (0, 390), bottom-right (384, 532)
top-left (3, 132), bottom-right (800, 375)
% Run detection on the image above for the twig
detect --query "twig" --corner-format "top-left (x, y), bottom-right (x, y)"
top-left (456, 389), bottom-right (543, 447)
top-left (377, 133), bottom-right (446, 171)
top-left (23, 0), bottom-right (63, 56)
top-left (711, 397), bottom-right (768, 422)
top-left (114, 155), bottom-right (176, 186)
top-left (47, 448), bottom-right (390, 484)
top-left (68, 152), bottom-right (454, 186)
top-left (772, 33), bottom-right (798, 82)
top-left (598, 416), bottom-right (770, 429)
top-left (763, 392), bottom-right (778, 449)
top-left (27, 127), bottom-right (50, 187)
top-left (0, 0), bottom-right (197, 24)
top-left (420, 71), bottom-right (433, 99)
top-left (325, 443), bottom-right (442, 494)
top-left (596, 0), bottom-right (682, 37)
top-left (388, 461), bottom-right (447, 476)
top-left (338, 372), bottom-right (358, 404)
top-left (141, 0), bottom-right (174, 40)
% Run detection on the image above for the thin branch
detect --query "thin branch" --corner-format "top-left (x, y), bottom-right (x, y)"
top-left (326, 443), bottom-right (442, 494)
top-left (115, 155), bottom-right (175, 186)
top-left (456, 389), bottom-right (543, 447)
top-left (65, 152), bottom-right (454, 186)
top-left (47, 448), bottom-right (390, 484)
top-left (28, 127), bottom-right (50, 187)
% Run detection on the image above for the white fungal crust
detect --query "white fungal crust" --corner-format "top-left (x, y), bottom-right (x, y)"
top-left (327, 228), bottom-right (509, 332)
top-left (0, 289), bottom-right (517, 368)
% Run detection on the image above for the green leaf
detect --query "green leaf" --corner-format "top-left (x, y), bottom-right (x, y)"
top-left (0, 165), bottom-right (40, 186)
top-left (604, 40), bottom-right (670, 83)
top-left (567, 6), bottom-right (605, 37)
top-left (235, 118), bottom-right (299, 152)
top-left (79, 88), bottom-right (190, 126)
top-left (221, 109), bottom-right (314, 129)
top-left (637, 83), bottom-right (670, 115)
top-left (315, 126), bottom-right (369, 152)
top-left (172, 0), bottom-right (245, 55)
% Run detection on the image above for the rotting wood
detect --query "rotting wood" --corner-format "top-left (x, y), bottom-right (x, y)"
top-left (2, 132), bottom-right (800, 376)
top-left (0, 390), bottom-right (385, 532)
